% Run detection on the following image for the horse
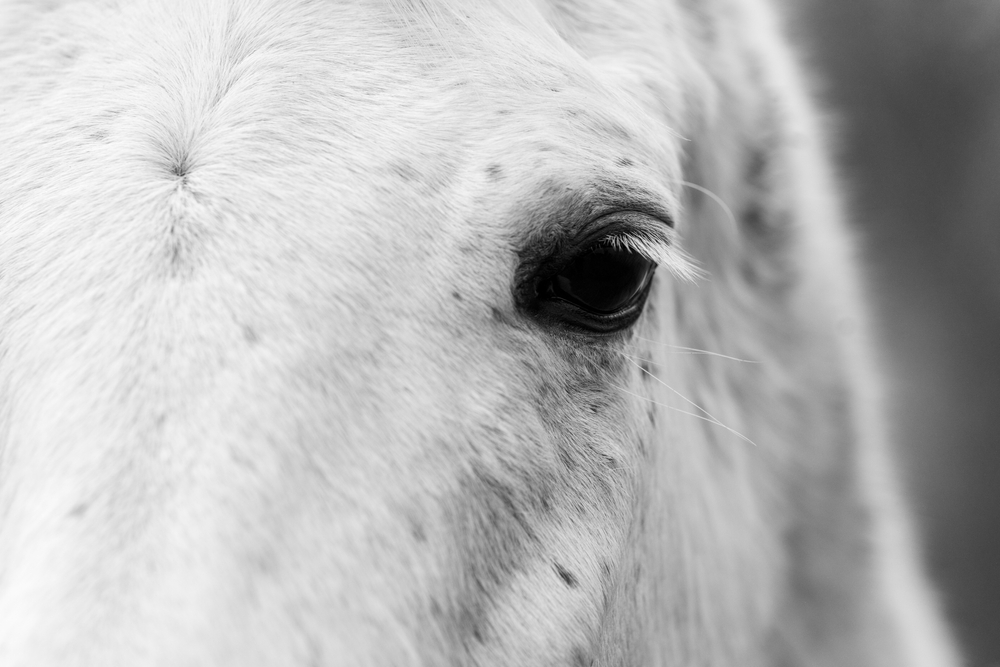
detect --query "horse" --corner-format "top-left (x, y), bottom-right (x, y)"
top-left (0, 0), bottom-right (961, 664)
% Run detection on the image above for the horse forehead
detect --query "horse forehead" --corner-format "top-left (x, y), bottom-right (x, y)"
top-left (0, 0), bottom-right (678, 348)
top-left (2, 0), bottom-right (670, 144)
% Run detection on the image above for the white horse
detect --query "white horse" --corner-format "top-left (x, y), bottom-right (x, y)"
top-left (0, 0), bottom-right (961, 665)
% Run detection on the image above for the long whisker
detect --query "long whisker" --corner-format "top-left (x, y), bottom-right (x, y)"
top-left (614, 356), bottom-right (757, 447)
top-left (620, 352), bottom-right (713, 418)
top-left (610, 381), bottom-right (756, 447)
top-left (680, 180), bottom-right (738, 231)
top-left (633, 336), bottom-right (760, 364)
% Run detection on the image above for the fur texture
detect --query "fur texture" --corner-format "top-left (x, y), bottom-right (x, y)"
top-left (0, 0), bottom-right (960, 665)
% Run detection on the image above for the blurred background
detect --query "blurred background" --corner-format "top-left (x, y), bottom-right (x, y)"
top-left (787, 1), bottom-right (1000, 664)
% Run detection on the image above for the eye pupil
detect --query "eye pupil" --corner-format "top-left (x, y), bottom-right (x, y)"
top-left (547, 244), bottom-right (655, 314)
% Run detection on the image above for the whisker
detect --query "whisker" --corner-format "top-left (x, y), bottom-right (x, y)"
top-left (680, 180), bottom-right (738, 231)
top-left (620, 352), bottom-right (713, 418)
top-left (633, 336), bottom-right (760, 364)
top-left (610, 381), bottom-right (756, 447)
top-left (613, 356), bottom-right (757, 447)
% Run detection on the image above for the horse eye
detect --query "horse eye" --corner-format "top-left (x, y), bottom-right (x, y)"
top-left (535, 241), bottom-right (656, 332)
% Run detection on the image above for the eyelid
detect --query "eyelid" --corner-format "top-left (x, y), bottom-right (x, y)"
top-left (585, 211), bottom-right (702, 283)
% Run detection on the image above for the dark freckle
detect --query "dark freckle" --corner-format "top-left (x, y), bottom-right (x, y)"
top-left (540, 490), bottom-right (553, 513)
top-left (90, 129), bottom-right (109, 142)
top-left (608, 123), bottom-right (633, 141)
top-left (549, 87), bottom-right (562, 93)
top-left (572, 647), bottom-right (594, 667)
top-left (600, 562), bottom-right (611, 578)
top-left (390, 161), bottom-right (419, 182)
top-left (496, 109), bottom-right (512, 116)
top-left (430, 600), bottom-right (443, 618)
top-left (411, 522), bottom-right (427, 543)
top-left (637, 438), bottom-right (649, 456)
top-left (68, 503), bottom-right (88, 518)
top-left (451, 291), bottom-right (463, 301)
top-left (485, 163), bottom-right (504, 181)
top-left (554, 562), bottom-right (578, 588)
top-left (639, 360), bottom-right (652, 375)
top-left (616, 157), bottom-right (634, 167)
top-left (242, 325), bottom-right (259, 345)
top-left (490, 306), bottom-right (515, 326)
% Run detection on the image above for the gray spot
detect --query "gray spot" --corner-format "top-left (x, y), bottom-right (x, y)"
top-left (490, 306), bottom-right (518, 327)
top-left (539, 488), bottom-right (553, 513)
top-left (67, 503), bottom-right (88, 518)
top-left (411, 521), bottom-right (427, 543)
top-left (390, 161), bottom-right (419, 182)
top-left (447, 465), bottom-right (546, 649)
top-left (554, 562), bottom-right (578, 588)
top-left (242, 325), bottom-right (259, 345)
top-left (595, 121), bottom-right (632, 142)
top-left (572, 647), bottom-right (594, 667)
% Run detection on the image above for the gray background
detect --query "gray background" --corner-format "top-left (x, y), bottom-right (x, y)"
top-left (789, 1), bottom-right (1000, 664)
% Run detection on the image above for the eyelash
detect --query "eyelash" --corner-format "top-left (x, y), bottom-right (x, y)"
top-left (515, 212), bottom-right (699, 334)
top-left (598, 229), bottom-right (701, 283)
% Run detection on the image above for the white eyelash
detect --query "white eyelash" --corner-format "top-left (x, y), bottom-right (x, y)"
top-left (602, 231), bottom-right (703, 282)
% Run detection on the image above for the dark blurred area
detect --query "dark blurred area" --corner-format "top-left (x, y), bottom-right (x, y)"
top-left (787, 1), bottom-right (1000, 664)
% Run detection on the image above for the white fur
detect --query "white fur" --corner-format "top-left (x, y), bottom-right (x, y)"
top-left (0, 0), bottom-right (960, 665)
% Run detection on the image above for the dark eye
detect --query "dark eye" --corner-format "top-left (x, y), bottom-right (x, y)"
top-left (534, 240), bottom-right (656, 333)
